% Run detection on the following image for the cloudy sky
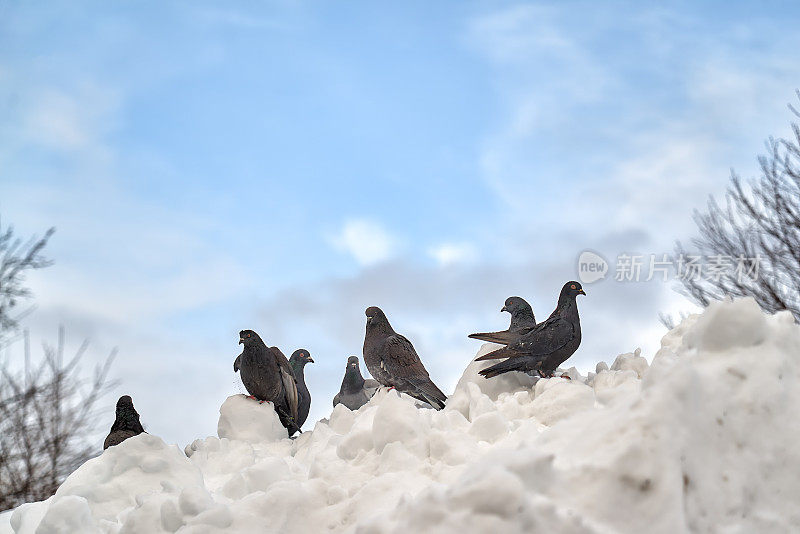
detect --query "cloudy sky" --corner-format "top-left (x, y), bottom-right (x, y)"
top-left (2, 1), bottom-right (799, 446)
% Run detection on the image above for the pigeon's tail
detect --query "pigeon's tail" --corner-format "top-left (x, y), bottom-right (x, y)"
top-left (468, 330), bottom-right (516, 345)
top-left (404, 377), bottom-right (447, 410)
top-left (478, 358), bottom-right (528, 379)
top-left (475, 346), bottom-right (523, 361)
top-left (276, 406), bottom-right (302, 436)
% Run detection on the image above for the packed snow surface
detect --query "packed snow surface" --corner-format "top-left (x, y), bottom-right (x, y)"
top-left (4, 298), bottom-right (799, 533)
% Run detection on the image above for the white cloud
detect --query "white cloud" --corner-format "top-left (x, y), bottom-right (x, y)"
top-left (467, 3), bottom-right (800, 249)
top-left (428, 242), bottom-right (477, 267)
top-left (329, 219), bottom-right (398, 266)
top-left (17, 84), bottom-right (120, 156)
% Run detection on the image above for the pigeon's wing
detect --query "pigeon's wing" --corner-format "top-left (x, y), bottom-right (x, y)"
top-left (468, 330), bottom-right (513, 344)
top-left (523, 315), bottom-right (576, 355)
top-left (364, 378), bottom-right (381, 390)
top-left (381, 334), bottom-right (447, 409)
top-left (280, 366), bottom-right (299, 422)
top-left (233, 353), bottom-right (242, 372)
top-left (270, 346), bottom-right (293, 375)
top-left (269, 347), bottom-right (299, 423)
top-left (363, 378), bottom-right (380, 398)
top-left (479, 355), bottom-right (542, 379)
top-left (475, 316), bottom-right (575, 361)
top-left (473, 345), bottom-right (526, 361)
top-left (380, 334), bottom-right (428, 378)
top-left (333, 392), bottom-right (342, 408)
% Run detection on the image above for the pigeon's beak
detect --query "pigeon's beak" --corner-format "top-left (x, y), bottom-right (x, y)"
top-left (238, 338), bottom-right (244, 344)
top-left (307, 356), bottom-right (314, 363)
top-left (501, 305), bottom-right (508, 313)
top-left (578, 289), bottom-right (586, 295)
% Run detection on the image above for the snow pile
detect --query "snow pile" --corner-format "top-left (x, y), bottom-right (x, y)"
top-left (4, 298), bottom-right (799, 533)
top-left (217, 394), bottom-right (289, 442)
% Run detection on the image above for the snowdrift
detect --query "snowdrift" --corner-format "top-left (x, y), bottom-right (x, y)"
top-left (4, 298), bottom-right (799, 534)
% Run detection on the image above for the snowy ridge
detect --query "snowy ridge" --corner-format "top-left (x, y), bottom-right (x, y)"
top-left (3, 298), bottom-right (799, 533)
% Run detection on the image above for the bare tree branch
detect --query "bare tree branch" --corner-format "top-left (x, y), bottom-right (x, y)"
top-left (0, 329), bottom-right (118, 511)
top-left (673, 92), bottom-right (800, 321)
top-left (0, 218), bottom-right (54, 345)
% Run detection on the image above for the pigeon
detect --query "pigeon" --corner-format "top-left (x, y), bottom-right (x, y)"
top-left (235, 329), bottom-right (301, 435)
top-left (363, 306), bottom-right (448, 410)
top-left (103, 395), bottom-right (145, 450)
top-left (333, 356), bottom-right (381, 410)
top-left (288, 349), bottom-right (314, 428)
top-left (468, 296), bottom-right (537, 345)
top-left (477, 281), bottom-right (585, 379)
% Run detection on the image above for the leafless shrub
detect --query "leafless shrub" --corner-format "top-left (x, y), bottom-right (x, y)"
top-left (0, 219), bottom-right (54, 346)
top-left (0, 328), bottom-right (117, 511)
top-left (673, 91), bottom-right (800, 322)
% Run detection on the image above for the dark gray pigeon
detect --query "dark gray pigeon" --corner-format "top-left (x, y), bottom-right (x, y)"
top-left (235, 329), bottom-right (301, 435)
top-left (288, 349), bottom-right (314, 428)
top-left (469, 296), bottom-right (537, 345)
top-left (363, 306), bottom-right (448, 410)
top-left (477, 281), bottom-right (585, 379)
top-left (333, 356), bottom-right (381, 411)
top-left (104, 395), bottom-right (145, 450)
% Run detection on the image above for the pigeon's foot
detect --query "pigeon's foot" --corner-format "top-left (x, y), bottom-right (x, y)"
top-left (246, 395), bottom-right (257, 400)
top-left (559, 373), bottom-right (572, 380)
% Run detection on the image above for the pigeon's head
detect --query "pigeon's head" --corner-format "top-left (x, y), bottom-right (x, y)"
top-left (364, 306), bottom-right (387, 326)
top-left (502, 296), bottom-right (529, 314)
top-left (562, 281), bottom-right (586, 298)
top-left (290, 349), bottom-right (314, 365)
top-left (347, 355), bottom-right (360, 369)
top-left (115, 395), bottom-right (137, 415)
top-left (239, 329), bottom-right (263, 346)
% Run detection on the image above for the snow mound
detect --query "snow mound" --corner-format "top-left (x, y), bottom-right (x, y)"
top-left (5, 298), bottom-right (799, 533)
top-left (216, 394), bottom-right (288, 442)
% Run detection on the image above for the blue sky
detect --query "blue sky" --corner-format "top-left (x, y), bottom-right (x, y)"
top-left (2, 1), bottom-right (800, 446)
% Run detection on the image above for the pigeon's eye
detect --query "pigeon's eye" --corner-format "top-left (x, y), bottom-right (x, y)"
top-left (247, 334), bottom-right (251, 338)
top-left (571, 284), bottom-right (576, 289)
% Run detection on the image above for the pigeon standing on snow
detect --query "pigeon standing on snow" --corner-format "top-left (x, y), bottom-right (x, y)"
top-left (234, 329), bottom-right (301, 435)
top-left (288, 349), bottom-right (314, 428)
top-left (333, 356), bottom-right (381, 410)
top-left (363, 306), bottom-right (448, 410)
top-left (477, 281), bottom-right (585, 379)
top-left (103, 395), bottom-right (145, 449)
top-left (469, 296), bottom-right (537, 344)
